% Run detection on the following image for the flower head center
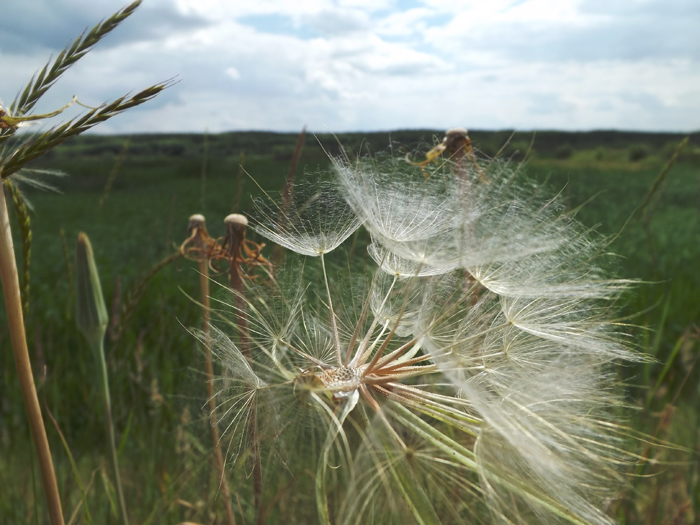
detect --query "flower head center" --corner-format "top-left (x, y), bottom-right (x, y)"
top-left (318, 366), bottom-right (363, 399)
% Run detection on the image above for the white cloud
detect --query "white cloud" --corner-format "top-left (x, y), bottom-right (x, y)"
top-left (225, 67), bottom-right (241, 80)
top-left (1, 0), bottom-right (698, 133)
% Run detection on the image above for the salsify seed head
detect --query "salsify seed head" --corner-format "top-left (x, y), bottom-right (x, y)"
top-left (202, 138), bottom-right (648, 524)
top-left (250, 178), bottom-right (361, 256)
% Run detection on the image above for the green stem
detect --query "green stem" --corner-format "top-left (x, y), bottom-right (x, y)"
top-left (91, 335), bottom-right (129, 525)
top-left (314, 391), bottom-right (357, 525)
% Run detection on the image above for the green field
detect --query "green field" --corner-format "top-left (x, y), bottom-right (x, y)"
top-left (1, 129), bottom-right (699, 523)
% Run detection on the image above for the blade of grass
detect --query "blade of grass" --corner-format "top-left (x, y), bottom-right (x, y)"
top-left (100, 465), bottom-right (119, 518)
top-left (117, 410), bottom-right (134, 458)
top-left (638, 137), bottom-right (689, 222)
top-left (386, 454), bottom-right (441, 525)
top-left (67, 470), bottom-right (97, 525)
top-left (45, 403), bottom-right (93, 524)
top-left (646, 326), bottom-right (686, 408)
top-left (643, 294), bottom-right (671, 386)
top-left (99, 137), bottom-right (131, 209)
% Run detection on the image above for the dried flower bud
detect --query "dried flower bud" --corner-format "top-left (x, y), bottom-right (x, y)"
top-left (445, 127), bottom-right (468, 138)
top-left (444, 127), bottom-right (471, 160)
top-left (225, 213), bottom-right (248, 230)
top-left (187, 213), bottom-right (207, 235)
top-left (75, 232), bottom-right (108, 346)
top-left (223, 213), bottom-right (248, 258)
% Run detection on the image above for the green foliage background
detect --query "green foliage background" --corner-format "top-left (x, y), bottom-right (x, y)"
top-left (1, 129), bottom-right (699, 523)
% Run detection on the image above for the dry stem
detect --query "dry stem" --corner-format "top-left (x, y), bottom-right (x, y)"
top-left (272, 126), bottom-right (306, 269)
top-left (0, 184), bottom-right (64, 524)
top-left (188, 215), bottom-right (236, 525)
top-left (223, 214), bottom-right (263, 523)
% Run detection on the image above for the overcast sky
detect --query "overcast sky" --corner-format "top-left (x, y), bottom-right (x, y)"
top-left (1, 0), bottom-right (699, 133)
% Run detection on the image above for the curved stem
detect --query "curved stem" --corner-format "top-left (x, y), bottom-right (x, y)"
top-left (314, 391), bottom-right (358, 525)
top-left (0, 187), bottom-right (64, 524)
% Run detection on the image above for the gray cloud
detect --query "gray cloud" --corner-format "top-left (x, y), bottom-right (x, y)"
top-left (302, 9), bottom-right (371, 36)
top-left (0, 0), bottom-right (209, 54)
top-left (2, 0), bottom-right (698, 133)
top-left (435, 0), bottom-right (699, 63)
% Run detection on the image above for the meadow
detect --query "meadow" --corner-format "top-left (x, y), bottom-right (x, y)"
top-left (1, 128), bottom-right (700, 524)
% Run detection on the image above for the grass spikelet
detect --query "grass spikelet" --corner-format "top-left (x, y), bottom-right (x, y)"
top-left (1, 82), bottom-right (173, 181)
top-left (7, 1), bottom-right (144, 119)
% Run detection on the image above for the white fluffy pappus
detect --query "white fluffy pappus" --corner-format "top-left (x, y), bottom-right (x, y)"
top-left (203, 145), bottom-right (650, 524)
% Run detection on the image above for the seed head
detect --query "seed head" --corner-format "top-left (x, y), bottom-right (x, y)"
top-left (203, 139), bottom-right (648, 524)
top-left (187, 213), bottom-right (206, 232)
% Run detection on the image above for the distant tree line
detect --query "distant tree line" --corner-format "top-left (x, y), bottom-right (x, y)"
top-left (25, 128), bottom-right (700, 164)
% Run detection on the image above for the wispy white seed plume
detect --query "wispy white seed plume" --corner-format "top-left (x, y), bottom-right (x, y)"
top-left (250, 179), bottom-right (361, 256)
top-left (202, 142), bottom-right (649, 524)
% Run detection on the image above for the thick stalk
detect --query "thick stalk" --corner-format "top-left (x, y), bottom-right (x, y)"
top-left (0, 187), bottom-right (64, 524)
top-left (189, 216), bottom-right (237, 525)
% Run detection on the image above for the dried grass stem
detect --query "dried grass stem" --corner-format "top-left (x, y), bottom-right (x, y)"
top-left (0, 186), bottom-right (63, 524)
top-left (189, 215), bottom-right (236, 525)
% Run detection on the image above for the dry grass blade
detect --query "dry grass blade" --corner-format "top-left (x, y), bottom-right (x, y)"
top-left (111, 250), bottom-right (183, 351)
top-left (636, 136), bottom-right (689, 223)
top-left (273, 126), bottom-right (307, 268)
top-left (232, 152), bottom-right (246, 213)
top-left (99, 137), bottom-right (131, 209)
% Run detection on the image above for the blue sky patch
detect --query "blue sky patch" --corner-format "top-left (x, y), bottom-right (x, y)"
top-left (238, 14), bottom-right (320, 39)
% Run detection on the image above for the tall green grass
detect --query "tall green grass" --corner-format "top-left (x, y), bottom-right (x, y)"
top-left (1, 133), bottom-right (698, 522)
